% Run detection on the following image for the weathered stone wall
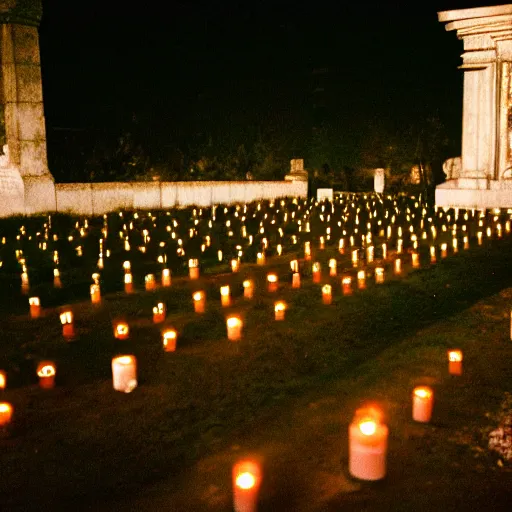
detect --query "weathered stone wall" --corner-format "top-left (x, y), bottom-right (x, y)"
top-left (53, 180), bottom-right (308, 215)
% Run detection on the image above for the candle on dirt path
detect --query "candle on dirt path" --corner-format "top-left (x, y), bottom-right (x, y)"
top-left (448, 349), bottom-right (463, 375)
top-left (112, 355), bottom-right (137, 393)
top-left (232, 459), bottom-right (262, 512)
top-left (243, 280), bottom-right (254, 299)
top-left (226, 316), bottom-right (243, 341)
top-left (37, 361), bottom-right (56, 389)
top-left (29, 297), bottom-right (41, 318)
top-left (189, 258), bottom-right (199, 279)
top-left (60, 311), bottom-right (74, 339)
top-left (162, 329), bottom-right (177, 352)
top-left (322, 284), bottom-right (332, 305)
top-left (0, 402), bottom-right (13, 427)
top-left (193, 291), bottom-right (206, 313)
top-left (220, 285), bottom-right (231, 307)
top-left (274, 301), bottom-right (286, 321)
top-left (162, 268), bottom-right (171, 287)
top-left (153, 303), bottom-right (166, 323)
top-left (114, 321), bottom-right (130, 340)
top-left (412, 386), bottom-right (434, 423)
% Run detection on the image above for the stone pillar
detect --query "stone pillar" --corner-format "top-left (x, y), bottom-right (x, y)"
top-left (0, 0), bottom-right (55, 215)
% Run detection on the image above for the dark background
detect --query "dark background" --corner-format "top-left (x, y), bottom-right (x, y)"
top-left (37, 1), bottom-right (500, 182)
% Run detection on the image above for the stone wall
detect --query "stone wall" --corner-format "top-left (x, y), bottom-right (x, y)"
top-left (52, 180), bottom-right (308, 216)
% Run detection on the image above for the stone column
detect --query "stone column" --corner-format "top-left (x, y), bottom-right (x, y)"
top-left (0, 0), bottom-right (55, 215)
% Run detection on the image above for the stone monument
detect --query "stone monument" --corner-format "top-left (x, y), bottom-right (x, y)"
top-left (0, 0), bottom-right (55, 217)
top-left (436, 4), bottom-right (512, 209)
top-left (374, 168), bottom-right (385, 194)
top-left (285, 158), bottom-right (308, 182)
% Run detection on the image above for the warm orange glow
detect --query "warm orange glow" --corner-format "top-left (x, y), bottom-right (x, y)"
top-left (162, 329), bottom-right (177, 351)
top-left (231, 259), bottom-right (240, 272)
top-left (37, 363), bottom-right (56, 378)
top-left (123, 260), bottom-right (131, 271)
top-left (236, 472), bottom-right (256, 490)
top-left (342, 276), bottom-right (352, 285)
top-left (124, 273), bottom-right (132, 284)
top-left (0, 370), bottom-right (6, 389)
top-left (290, 259), bottom-right (299, 273)
top-left (115, 323), bottom-right (129, 339)
top-left (414, 386), bottom-right (432, 399)
top-left (359, 419), bottom-right (377, 436)
top-left (448, 350), bottom-right (463, 362)
top-left (145, 274), bottom-right (156, 290)
top-left (220, 285), bottom-right (230, 295)
top-left (188, 258), bottom-right (198, 268)
top-left (227, 316), bottom-right (242, 328)
top-left (193, 291), bottom-right (203, 301)
top-left (60, 311), bottom-right (73, 325)
top-left (275, 301), bottom-right (286, 312)
top-left (115, 355), bottom-right (135, 365)
top-left (267, 274), bottom-right (278, 283)
top-left (28, 297), bottom-right (40, 306)
top-left (0, 402), bottom-right (13, 426)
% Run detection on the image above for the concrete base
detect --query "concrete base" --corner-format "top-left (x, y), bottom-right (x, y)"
top-left (23, 176), bottom-right (56, 215)
top-left (0, 166), bottom-right (25, 217)
top-left (436, 179), bottom-right (512, 209)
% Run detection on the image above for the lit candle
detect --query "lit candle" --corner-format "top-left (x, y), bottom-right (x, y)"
top-left (339, 238), bottom-right (345, 254)
top-left (477, 231), bottom-right (483, 245)
top-left (232, 459), bottom-right (262, 512)
top-left (0, 370), bottom-right (6, 390)
top-left (90, 283), bottom-right (101, 304)
top-left (397, 238), bottom-right (403, 254)
top-left (162, 268), bottom-right (171, 287)
top-left (231, 259), bottom-right (240, 273)
top-left (29, 297), bottom-right (41, 318)
top-left (60, 311), bottom-right (74, 339)
top-left (145, 274), bottom-right (156, 291)
top-left (312, 262), bottom-right (321, 283)
top-left (304, 241), bottom-right (311, 260)
top-left (366, 245), bottom-right (374, 263)
top-left (53, 268), bottom-right (62, 288)
top-left (375, 267), bottom-right (384, 284)
top-left (267, 273), bottom-right (278, 292)
top-left (226, 316), bottom-right (243, 341)
top-left (342, 276), bottom-right (352, 295)
top-left (430, 246), bottom-right (436, 263)
top-left (112, 355), bottom-right (137, 393)
top-left (153, 302), bottom-right (166, 323)
top-left (412, 386), bottom-right (434, 423)
top-left (0, 402), bottom-right (13, 427)
top-left (290, 259), bottom-right (299, 273)
top-left (329, 258), bottom-right (337, 276)
top-left (189, 258), bottom-right (199, 279)
top-left (124, 272), bottom-right (134, 293)
top-left (21, 271), bottom-right (29, 294)
top-left (37, 361), bottom-right (56, 389)
top-left (448, 349), bottom-right (463, 375)
top-left (322, 284), bottom-right (332, 305)
top-left (357, 270), bottom-right (366, 290)
top-left (243, 280), bottom-right (254, 299)
top-left (114, 321), bottom-right (130, 340)
top-left (274, 301), bottom-right (286, 321)
top-left (162, 329), bottom-right (177, 352)
top-left (193, 291), bottom-right (206, 313)
top-left (220, 285), bottom-right (231, 307)
top-left (441, 243), bottom-right (448, 258)
top-left (349, 407), bottom-right (388, 481)
top-left (256, 252), bottom-right (265, 265)
top-left (411, 252), bottom-right (419, 268)
top-left (352, 249), bottom-right (358, 268)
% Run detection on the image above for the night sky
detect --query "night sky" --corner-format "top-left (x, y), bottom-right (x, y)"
top-left (37, 0), bottom-right (502, 177)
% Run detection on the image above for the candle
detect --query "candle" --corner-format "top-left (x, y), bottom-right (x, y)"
top-left (412, 386), bottom-right (434, 423)
top-left (114, 322), bottom-right (130, 340)
top-left (53, 268), bottom-right (62, 288)
top-left (90, 284), bottom-right (101, 304)
top-left (124, 272), bottom-right (134, 293)
top-left (342, 276), bottom-right (352, 296)
top-left (112, 355), bottom-right (137, 393)
top-left (267, 273), bottom-right (278, 292)
top-left (329, 258), bottom-right (337, 276)
top-left (339, 238), bottom-right (345, 254)
top-left (290, 259), bottom-right (299, 273)
top-left (366, 245), bottom-right (374, 263)
top-left (162, 329), bottom-right (177, 352)
top-left (352, 249), bottom-right (358, 268)
top-left (231, 259), bottom-right (240, 273)
top-left (37, 361), bottom-right (56, 389)
top-left (349, 407), bottom-right (388, 481)
top-left (193, 291), bottom-right (206, 313)
top-left (189, 258), bottom-right (199, 279)
top-left (145, 274), bottom-right (156, 291)
top-left (292, 272), bottom-right (301, 288)
top-left (226, 316), bottom-right (243, 341)
top-left (232, 459), bottom-right (262, 512)
top-left (357, 270), bottom-right (366, 290)
top-left (243, 280), bottom-right (254, 299)
top-left (153, 302), bottom-right (166, 323)
top-left (477, 231), bottom-right (483, 245)
top-left (0, 370), bottom-right (6, 390)
top-left (21, 271), bottom-right (29, 294)
top-left (256, 252), bottom-right (266, 265)
top-left (312, 262), bottom-right (321, 283)
top-left (274, 301), bottom-right (286, 321)
top-left (60, 311), bottom-right (74, 339)
top-left (29, 297), bottom-right (41, 318)
top-left (162, 268), bottom-right (171, 287)
top-left (411, 252), bottom-right (419, 268)
top-left (448, 349), bottom-right (463, 375)
top-left (0, 402), bottom-right (13, 427)
top-left (220, 285), bottom-right (231, 307)
top-left (430, 246), bottom-right (436, 263)
top-left (441, 243), bottom-right (448, 258)
top-left (322, 284), bottom-right (332, 305)
top-left (375, 267), bottom-right (384, 284)
top-left (304, 241), bottom-right (311, 260)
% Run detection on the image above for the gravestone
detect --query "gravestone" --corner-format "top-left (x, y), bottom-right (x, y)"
top-left (374, 168), bottom-right (385, 193)
top-left (0, 0), bottom-right (55, 217)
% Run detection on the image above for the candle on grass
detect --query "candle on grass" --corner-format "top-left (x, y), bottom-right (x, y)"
top-left (232, 459), bottom-right (262, 512)
top-left (193, 291), bottom-right (206, 313)
top-left (448, 349), bottom-right (463, 375)
top-left (322, 284), bottom-right (332, 305)
top-left (37, 361), bottom-right (56, 389)
top-left (153, 303), bottom-right (166, 323)
top-left (243, 280), bottom-right (254, 299)
top-left (162, 268), bottom-right (171, 287)
top-left (220, 285), bottom-right (231, 307)
top-left (162, 329), bottom-right (177, 352)
top-left (274, 301), bottom-right (286, 321)
top-left (29, 297), bottom-right (41, 318)
top-left (60, 311), bottom-right (74, 339)
top-left (226, 316), bottom-right (243, 341)
top-left (412, 386), bottom-right (434, 423)
top-left (267, 273), bottom-right (278, 292)
top-left (112, 355), bottom-right (137, 393)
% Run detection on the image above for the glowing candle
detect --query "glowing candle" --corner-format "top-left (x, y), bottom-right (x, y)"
top-left (339, 238), bottom-right (345, 254)
top-left (292, 272), bottom-right (301, 288)
top-left (29, 297), bottom-right (40, 318)
top-left (243, 280), bottom-right (254, 299)
top-left (304, 241), bottom-right (311, 260)
top-left (37, 361), bottom-right (56, 389)
top-left (382, 243), bottom-right (387, 259)
top-left (274, 301), bottom-right (286, 321)
top-left (193, 291), bottom-right (206, 313)
top-left (226, 316), bottom-right (243, 341)
top-left (0, 402), bottom-right (13, 427)
top-left (441, 243), bottom-right (448, 258)
top-left (322, 284), bottom-right (332, 305)
top-left (463, 236), bottom-right (469, 250)
top-left (312, 262), bottom-right (321, 283)
top-left (153, 302), bottom-right (166, 323)
top-left (357, 270), bottom-right (366, 290)
top-left (231, 259), bottom-right (240, 273)
top-left (232, 460), bottom-right (262, 512)
top-left (124, 272), bottom-right (134, 293)
top-left (411, 252), bottom-right (419, 268)
top-left (448, 349), bottom-right (463, 375)
top-left (53, 268), bottom-right (62, 288)
top-left (394, 258), bottom-right (401, 275)
top-left (366, 245), bottom-right (374, 263)
top-left (349, 407), bottom-right (388, 481)
top-left (162, 268), bottom-right (171, 287)
top-left (0, 370), bottom-right (6, 390)
top-left (256, 252), bottom-right (265, 265)
top-left (430, 246), bottom-right (436, 263)
top-left (112, 355), bottom-right (137, 393)
top-left (90, 284), bottom-right (101, 304)
top-left (375, 267), bottom-right (384, 284)
top-left (290, 259), bottom-right (299, 273)
top-left (21, 271), bottom-right (29, 294)
top-left (220, 285), bottom-right (231, 306)
top-left (114, 321), bottom-right (130, 340)
top-left (189, 258), bottom-right (199, 279)
top-left (267, 273), bottom-right (278, 292)
top-left (60, 311), bottom-right (74, 339)
top-left (329, 258), bottom-right (337, 276)
top-left (477, 231), bottom-right (483, 245)
top-left (342, 276), bottom-right (352, 295)
top-left (162, 329), bottom-right (177, 352)
top-left (412, 386), bottom-right (434, 423)
top-left (145, 274), bottom-right (156, 291)
top-left (352, 249), bottom-right (358, 268)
